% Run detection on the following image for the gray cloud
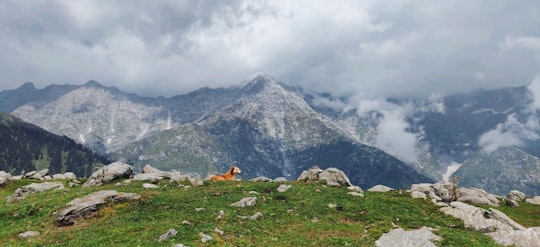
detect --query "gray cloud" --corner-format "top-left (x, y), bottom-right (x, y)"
top-left (0, 0), bottom-right (539, 99)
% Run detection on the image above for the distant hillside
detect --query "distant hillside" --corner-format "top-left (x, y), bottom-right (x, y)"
top-left (0, 112), bottom-right (109, 177)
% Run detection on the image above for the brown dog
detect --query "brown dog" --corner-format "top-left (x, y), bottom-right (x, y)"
top-left (210, 166), bottom-right (242, 181)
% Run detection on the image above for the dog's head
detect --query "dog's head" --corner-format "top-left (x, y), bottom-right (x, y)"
top-left (231, 166), bottom-right (242, 175)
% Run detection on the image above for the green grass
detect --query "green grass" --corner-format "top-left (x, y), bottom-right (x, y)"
top-left (1, 179), bottom-right (538, 246)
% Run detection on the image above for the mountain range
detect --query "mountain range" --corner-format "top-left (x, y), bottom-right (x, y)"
top-left (1, 75), bottom-right (538, 194)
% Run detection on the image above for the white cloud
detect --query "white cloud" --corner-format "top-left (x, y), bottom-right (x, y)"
top-left (375, 103), bottom-right (419, 164)
top-left (501, 36), bottom-right (540, 51)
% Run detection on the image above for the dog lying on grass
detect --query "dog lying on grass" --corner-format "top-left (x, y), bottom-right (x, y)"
top-left (210, 166), bottom-right (242, 181)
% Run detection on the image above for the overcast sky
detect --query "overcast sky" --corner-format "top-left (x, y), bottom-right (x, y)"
top-left (1, 0), bottom-right (540, 99)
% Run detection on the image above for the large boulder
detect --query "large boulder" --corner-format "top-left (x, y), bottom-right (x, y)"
top-left (526, 196), bottom-right (540, 205)
top-left (457, 187), bottom-right (499, 207)
top-left (507, 190), bottom-right (527, 202)
top-left (55, 190), bottom-right (141, 226)
top-left (487, 227), bottom-right (540, 247)
top-left (83, 162), bottom-right (133, 187)
top-left (441, 202), bottom-right (524, 233)
top-left (297, 166), bottom-right (352, 187)
top-left (6, 182), bottom-right (64, 204)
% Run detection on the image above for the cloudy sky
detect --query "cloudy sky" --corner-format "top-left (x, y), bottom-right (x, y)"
top-left (1, 0), bottom-right (540, 99)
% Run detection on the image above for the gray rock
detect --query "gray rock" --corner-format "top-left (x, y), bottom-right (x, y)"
top-left (83, 162), bottom-right (133, 187)
top-left (375, 227), bottom-right (441, 247)
top-left (347, 185), bottom-right (363, 193)
top-left (199, 232), bottom-right (214, 243)
top-left (250, 176), bottom-right (273, 182)
top-left (52, 174), bottom-right (66, 180)
top-left (457, 187), bottom-right (499, 207)
top-left (36, 169), bottom-right (49, 177)
top-left (143, 183), bottom-right (159, 189)
top-left (348, 192), bottom-right (364, 197)
top-left (440, 202), bottom-right (524, 233)
top-left (487, 227), bottom-right (540, 247)
top-left (174, 244), bottom-right (189, 247)
top-left (18, 231), bottom-right (40, 238)
top-left (143, 164), bottom-right (165, 175)
top-left (158, 228), bottom-right (178, 241)
top-left (214, 227), bottom-right (224, 235)
top-left (277, 184), bottom-right (292, 192)
top-left (63, 172), bottom-right (77, 180)
top-left (273, 177), bottom-right (288, 182)
top-left (238, 212), bottom-right (263, 220)
top-left (507, 190), bottom-right (527, 202)
top-left (23, 171), bottom-right (36, 178)
top-left (10, 175), bottom-right (23, 181)
top-left (0, 171), bottom-right (11, 187)
top-left (411, 191), bottom-right (427, 200)
top-left (7, 182), bottom-right (64, 204)
top-left (367, 185), bottom-right (394, 192)
top-left (133, 173), bottom-right (163, 183)
top-left (231, 197), bottom-right (257, 207)
top-left (526, 196), bottom-right (540, 205)
top-left (506, 199), bottom-right (520, 207)
top-left (189, 177), bottom-right (204, 186)
top-left (55, 190), bottom-right (141, 226)
top-left (297, 166), bottom-right (352, 187)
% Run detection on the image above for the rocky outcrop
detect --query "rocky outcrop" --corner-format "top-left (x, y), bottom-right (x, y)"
top-left (297, 166), bottom-right (352, 187)
top-left (6, 182), bottom-right (64, 204)
top-left (55, 190), bottom-right (141, 226)
top-left (409, 183), bottom-right (499, 206)
top-left (441, 201), bottom-right (539, 247)
top-left (375, 227), bottom-right (441, 247)
top-left (158, 229), bottom-right (178, 242)
top-left (230, 197), bottom-right (257, 207)
top-left (506, 190), bottom-right (527, 207)
top-left (83, 162), bottom-right (133, 187)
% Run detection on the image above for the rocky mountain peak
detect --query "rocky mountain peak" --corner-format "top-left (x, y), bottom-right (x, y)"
top-left (241, 74), bottom-right (282, 95)
top-left (84, 80), bottom-right (104, 88)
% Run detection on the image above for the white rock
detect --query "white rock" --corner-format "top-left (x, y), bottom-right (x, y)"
top-left (52, 174), bottom-right (66, 180)
top-left (158, 228), bottom-right (178, 242)
top-left (273, 177), bottom-right (287, 182)
top-left (231, 197), bottom-right (257, 207)
top-left (7, 182), bottom-right (65, 203)
top-left (348, 192), bottom-right (364, 197)
top-left (375, 227), bottom-right (441, 247)
top-left (525, 196), bottom-right (540, 205)
top-left (411, 191), bottom-right (427, 200)
top-left (214, 227), bottom-right (224, 235)
top-left (368, 185), bottom-right (394, 192)
top-left (487, 227), bottom-right (540, 247)
top-left (83, 162), bottom-right (133, 187)
top-left (143, 183), bottom-right (159, 189)
top-left (199, 232), bottom-right (214, 243)
top-left (250, 176), bottom-right (272, 182)
top-left (18, 231), bottom-right (40, 238)
top-left (277, 184), bottom-right (292, 192)
top-left (347, 185), bottom-right (363, 193)
top-left (63, 172), bottom-right (77, 180)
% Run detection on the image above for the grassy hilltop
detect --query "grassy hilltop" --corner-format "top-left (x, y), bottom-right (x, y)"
top-left (1, 178), bottom-right (538, 246)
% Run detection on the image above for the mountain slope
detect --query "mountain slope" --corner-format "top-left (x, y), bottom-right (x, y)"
top-left (0, 112), bottom-right (109, 177)
top-left (112, 76), bottom-right (432, 188)
top-left (453, 146), bottom-right (540, 196)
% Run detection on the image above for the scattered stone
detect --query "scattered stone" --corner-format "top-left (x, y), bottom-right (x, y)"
top-left (55, 190), bottom-right (141, 226)
top-left (158, 228), bottom-right (178, 241)
top-left (24, 171), bottom-right (36, 179)
top-left (63, 172), bottom-right (77, 180)
top-left (231, 197), bottom-right (257, 207)
top-left (143, 183), bottom-right (159, 189)
top-left (7, 182), bottom-right (65, 204)
top-left (10, 175), bottom-right (23, 181)
top-left (239, 212), bottom-right (263, 220)
top-left (195, 208), bottom-right (205, 212)
top-left (311, 217), bottom-right (319, 223)
top-left (297, 166), bottom-right (352, 187)
top-left (188, 177), bottom-right (204, 187)
top-left (375, 227), bottom-right (441, 247)
top-left (199, 232), bottom-right (214, 243)
top-left (214, 227), bottom-right (224, 235)
top-left (18, 231), bottom-right (40, 238)
top-left (182, 220), bottom-right (191, 225)
top-left (526, 196), bottom-right (540, 205)
top-left (134, 173), bottom-right (163, 183)
top-left (250, 176), bottom-right (273, 182)
top-left (217, 209), bottom-right (225, 219)
top-left (328, 203), bottom-right (337, 208)
top-left (44, 175), bottom-right (53, 180)
top-left (277, 184), bottom-right (292, 192)
top-left (83, 162), bottom-right (133, 187)
top-left (174, 244), bottom-right (189, 247)
top-left (411, 191), bottom-right (427, 200)
top-left (347, 185), bottom-right (363, 193)
top-left (367, 185), bottom-right (394, 192)
top-left (273, 177), bottom-right (287, 182)
top-left (507, 190), bottom-right (527, 202)
top-left (348, 192), bottom-right (364, 197)
top-left (248, 191), bottom-right (259, 195)
top-left (0, 171), bottom-right (10, 187)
